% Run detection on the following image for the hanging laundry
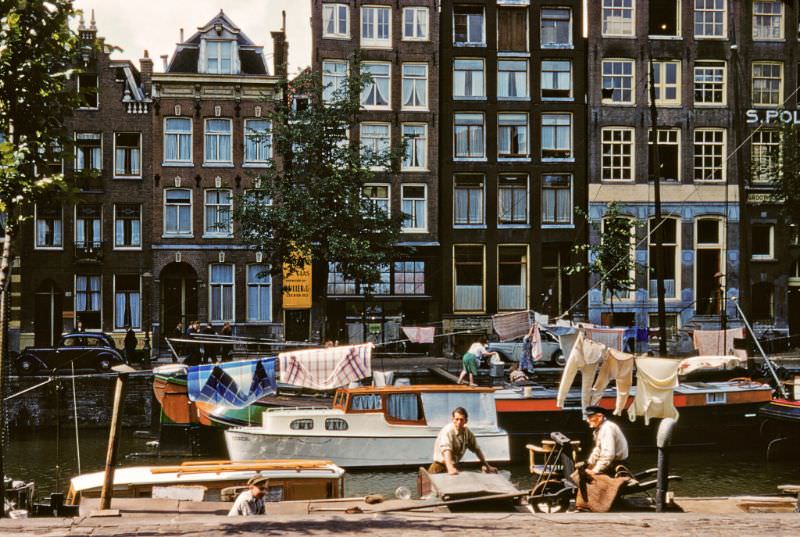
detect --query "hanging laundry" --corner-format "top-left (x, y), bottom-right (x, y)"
top-left (556, 331), bottom-right (606, 410)
top-left (534, 311), bottom-right (550, 326)
top-left (627, 357), bottom-right (680, 425)
top-left (187, 357), bottom-right (277, 408)
top-left (401, 326), bottom-right (436, 344)
top-left (585, 327), bottom-right (626, 351)
top-left (676, 355), bottom-right (745, 376)
top-left (530, 323), bottom-right (543, 363)
top-left (692, 327), bottom-right (745, 356)
top-left (590, 348), bottom-right (635, 415)
top-left (492, 310), bottom-right (531, 341)
top-left (279, 343), bottom-right (373, 390)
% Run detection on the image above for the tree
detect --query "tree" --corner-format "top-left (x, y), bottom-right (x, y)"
top-left (235, 62), bottom-right (405, 338)
top-left (0, 0), bottom-right (79, 511)
top-left (568, 202), bottom-right (637, 317)
top-left (762, 121), bottom-right (800, 239)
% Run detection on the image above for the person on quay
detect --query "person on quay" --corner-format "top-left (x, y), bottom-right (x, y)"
top-left (457, 336), bottom-right (497, 386)
top-left (584, 405), bottom-right (629, 476)
top-left (228, 476), bottom-right (269, 516)
top-left (124, 326), bottom-right (138, 363)
top-left (429, 407), bottom-right (498, 475)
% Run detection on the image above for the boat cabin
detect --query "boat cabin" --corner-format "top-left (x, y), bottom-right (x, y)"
top-left (65, 460), bottom-right (345, 506)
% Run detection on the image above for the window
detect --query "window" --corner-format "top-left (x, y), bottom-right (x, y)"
top-left (164, 189), bottom-right (192, 236)
top-left (114, 274), bottom-right (140, 330)
top-left (387, 393), bottom-right (421, 422)
top-left (209, 264), bottom-right (234, 322)
top-left (205, 189), bottom-right (233, 236)
top-left (206, 40), bottom-right (233, 74)
top-left (247, 264), bottom-right (272, 322)
top-left (498, 175), bottom-right (528, 225)
top-left (322, 3), bottom-right (349, 38)
top-left (498, 113), bottom-right (529, 159)
top-left (751, 130), bottom-right (781, 183)
top-left (77, 74), bottom-right (98, 108)
top-left (694, 62), bottom-right (726, 105)
top-left (541, 114), bottom-right (572, 160)
top-left (601, 215), bottom-right (636, 301)
top-left (750, 282), bottom-right (774, 323)
top-left (363, 264), bottom-right (390, 295)
top-left (649, 0), bottom-right (680, 36)
top-left (76, 204), bottom-right (101, 248)
top-left (403, 7), bottom-right (428, 40)
top-left (752, 62), bottom-right (783, 106)
top-left (497, 7), bottom-right (528, 52)
top-left (454, 6), bottom-right (485, 45)
top-left (693, 129), bottom-right (726, 181)
top-left (114, 204), bottom-right (141, 248)
top-left (648, 129), bottom-right (681, 181)
top-left (361, 6), bottom-right (391, 47)
top-left (114, 133), bottom-right (141, 178)
top-left (322, 60), bottom-right (348, 102)
top-left (402, 124), bottom-right (427, 170)
top-left (541, 60), bottom-right (572, 99)
top-left (454, 113), bottom-right (485, 160)
top-left (498, 245), bottom-right (528, 310)
top-left (752, 224), bottom-right (775, 260)
top-left (325, 418), bottom-right (349, 431)
top-left (694, 0), bottom-right (725, 37)
top-left (542, 174), bottom-right (572, 225)
top-left (328, 263), bottom-right (357, 295)
top-left (602, 59), bottom-right (635, 104)
top-left (35, 205), bottom-right (63, 248)
top-left (648, 313), bottom-right (678, 339)
top-left (602, 127), bottom-right (634, 181)
top-left (402, 64), bottom-right (428, 109)
top-left (360, 123), bottom-right (390, 162)
top-left (361, 63), bottom-right (391, 108)
top-left (204, 119), bottom-right (232, 164)
top-left (75, 133), bottom-right (101, 171)
top-left (648, 217), bottom-right (679, 299)
top-left (244, 119), bottom-right (272, 164)
top-left (164, 118), bottom-right (192, 164)
top-left (401, 185), bottom-right (427, 231)
top-left (76, 275), bottom-right (101, 329)
top-left (394, 261), bottom-right (425, 294)
top-left (498, 60), bottom-right (528, 99)
top-left (454, 175), bottom-right (484, 225)
top-left (453, 59), bottom-right (485, 98)
top-left (753, 0), bottom-right (783, 40)
top-left (363, 184), bottom-right (390, 215)
top-left (290, 419), bottom-right (314, 430)
top-left (694, 217), bottom-right (724, 315)
top-left (351, 393), bottom-right (382, 410)
top-left (602, 0), bottom-right (634, 36)
top-left (541, 8), bottom-right (572, 48)
top-left (454, 245), bottom-right (484, 312)
top-left (651, 61), bottom-right (681, 106)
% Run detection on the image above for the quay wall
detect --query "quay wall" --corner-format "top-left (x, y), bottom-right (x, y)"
top-left (5, 372), bottom-right (154, 430)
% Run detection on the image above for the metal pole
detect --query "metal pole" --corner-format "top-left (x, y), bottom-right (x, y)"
top-left (99, 373), bottom-right (128, 511)
top-left (656, 417), bottom-right (677, 512)
top-left (732, 298), bottom-right (788, 399)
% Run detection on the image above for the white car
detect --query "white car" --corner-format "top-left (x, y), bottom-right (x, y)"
top-left (488, 328), bottom-right (565, 367)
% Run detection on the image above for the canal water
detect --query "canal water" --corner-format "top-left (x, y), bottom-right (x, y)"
top-left (5, 427), bottom-right (799, 500)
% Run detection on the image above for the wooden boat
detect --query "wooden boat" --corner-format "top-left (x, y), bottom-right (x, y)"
top-left (65, 459), bottom-right (345, 506)
top-left (225, 385), bottom-right (511, 468)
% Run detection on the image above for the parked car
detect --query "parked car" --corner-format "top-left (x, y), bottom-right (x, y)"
top-left (488, 328), bottom-right (565, 367)
top-left (15, 332), bottom-right (126, 375)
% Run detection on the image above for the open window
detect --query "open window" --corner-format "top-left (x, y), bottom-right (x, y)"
top-left (454, 245), bottom-right (485, 312)
top-left (648, 129), bottom-right (680, 182)
top-left (498, 245), bottom-right (528, 311)
top-left (649, 0), bottom-right (680, 36)
top-left (695, 218), bottom-right (725, 315)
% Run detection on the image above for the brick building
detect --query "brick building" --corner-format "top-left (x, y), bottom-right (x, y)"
top-left (17, 13), bottom-right (154, 349)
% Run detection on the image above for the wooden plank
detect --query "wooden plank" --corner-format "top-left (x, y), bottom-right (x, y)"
top-left (428, 367), bottom-right (460, 384)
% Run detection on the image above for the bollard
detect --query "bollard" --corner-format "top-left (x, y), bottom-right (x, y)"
top-left (655, 417), bottom-right (677, 512)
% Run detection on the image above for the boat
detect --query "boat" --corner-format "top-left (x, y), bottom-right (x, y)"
top-left (65, 459), bottom-right (345, 507)
top-left (224, 385), bottom-right (511, 468)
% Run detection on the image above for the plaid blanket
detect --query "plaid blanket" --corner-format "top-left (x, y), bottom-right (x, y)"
top-left (187, 357), bottom-right (277, 408)
top-left (279, 343), bottom-right (373, 390)
top-left (492, 311), bottom-right (530, 341)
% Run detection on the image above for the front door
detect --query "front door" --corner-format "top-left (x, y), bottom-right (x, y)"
top-left (696, 249), bottom-right (721, 315)
top-left (34, 281), bottom-right (63, 346)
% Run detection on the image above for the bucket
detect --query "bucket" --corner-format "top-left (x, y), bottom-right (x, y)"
top-left (523, 386), bottom-right (533, 398)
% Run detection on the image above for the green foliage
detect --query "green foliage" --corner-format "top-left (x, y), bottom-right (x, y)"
top-left (761, 122), bottom-right (800, 223)
top-left (235, 61), bottom-right (406, 293)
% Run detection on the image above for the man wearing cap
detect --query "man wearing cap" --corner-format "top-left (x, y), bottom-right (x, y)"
top-left (584, 405), bottom-right (629, 476)
top-left (429, 406), bottom-right (498, 475)
top-left (228, 476), bottom-right (268, 516)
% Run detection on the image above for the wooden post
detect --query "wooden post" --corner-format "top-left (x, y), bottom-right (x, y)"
top-left (99, 373), bottom-right (128, 511)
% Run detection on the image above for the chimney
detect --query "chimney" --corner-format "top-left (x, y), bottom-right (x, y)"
top-left (270, 11), bottom-right (288, 78)
top-left (180, 28), bottom-right (184, 42)
top-left (160, 55), bottom-right (169, 72)
top-left (139, 49), bottom-right (153, 95)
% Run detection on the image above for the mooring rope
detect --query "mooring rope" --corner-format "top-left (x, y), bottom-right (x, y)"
top-left (3, 377), bottom-right (53, 401)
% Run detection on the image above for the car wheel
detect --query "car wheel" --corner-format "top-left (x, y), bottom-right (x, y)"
top-left (96, 357), bottom-right (113, 372)
top-left (551, 350), bottom-right (566, 367)
top-left (16, 356), bottom-right (39, 375)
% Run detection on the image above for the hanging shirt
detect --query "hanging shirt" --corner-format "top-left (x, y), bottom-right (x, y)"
top-left (556, 331), bottom-right (605, 410)
top-left (591, 348), bottom-right (635, 415)
top-left (627, 357), bottom-right (680, 425)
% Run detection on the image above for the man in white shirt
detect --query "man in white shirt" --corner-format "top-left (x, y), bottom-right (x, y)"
top-left (228, 476), bottom-right (268, 516)
top-left (584, 405), bottom-right (629, 476)
top-left (429, 407), bottom-right (498, 475)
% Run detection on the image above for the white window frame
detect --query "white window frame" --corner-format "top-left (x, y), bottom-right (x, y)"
top-left (361, 62), bottom-right (391, 109)
top-left (751, 129), bottom-right (782, 184)
top-left (541, 60), bottom-right (573, 100)
top-left (693, 128), bottom-right (726, 182)
top-left (694, 61), bottom-right (727, 106)
top-left (601, 127), bottom-right (635, 182)
top-left (209, 263), bottom-right (235, 323)
top-left (453, 113), bottom-right (486, 160)
top-left (75, 274), bottom-right (102, 327)
top-left (322, 59), bottom-right (348, 102)
top-left (401, 184), bottom-right (428, 232)
top-left (648, 0), bottom-right (682, 37)
top-left (243, 118), bottom-right (272, 165)
top-left (453, 7), bottom-right (486, 46)
top-left (498, 174), bottom-right (529, 227)
top-left (34, 204), bottom-right (63, 250)
top-left (113, 274), bottom-right (142, 330)
top-left (163, 117), bottom-right (193, 165)
top-left (74, 204), bottom-right (102, 247)
top-left (753, 0), bottom-right (784, 41)
top-left (204, 118), bottom-right (233, 165)
top-left (751, 223), bottom-right (775, 260)
top-left (602, 59), bottom-right (635, 105)
top-left (647, 216), bottom-right (681, 300)
top-left (401, 123), bottom-right (428, 171)
top-left (602, 0), bottom-right (635, 37)
top-left (361, 5), bottom-right (392, 48)
top-left (359, 122), bottom-right (391, 168)
top-left (322, 3), bottom-right (350, 39)
top-left (204, 189), bottom-right (233, 238)
top-left (694, 0), bottom-right (726, 38)
top-left (113, 132), bottom-right (142, 179)
top-left (648, 128), bottom-right (682, 182)
top-left (401, 63), bottom-right (428, 110)
top-left (453, 58), bottom-right (486, 99)
top-left (247, 264), bottom-right (272, 322)
top-left (498, 60), bottom-right (529, 100)
top-left (541, 173), bottom-right (573, 226)
top-left (650, 60), bottom-right (682, 107)
top-left (163, 188), bottom-right (193, 238)
top-left (205, 40), bottom-right (234, 74)
top-left (402, 7), bottom-right (429, 41)
top-left (363, 183), bottom-right (391, 216)
top-left (113, 203), bottom-right (142, 250)
top-left (540, 113), bottom-right (573, 161)
top-left (497, 244), bottom-right (529, 311)
top-left (74, 132), bottom-right (102, 172)
top-left (497, 113), bottom-right (530, 160)
top-left (693, 217), bottom-right (726, 313)
top-left (540, 7), bottom-right (573, 48)
top-left (453, 244), bottom-right (486, 313)
top-left (752, 61), bottom-right (783, 107)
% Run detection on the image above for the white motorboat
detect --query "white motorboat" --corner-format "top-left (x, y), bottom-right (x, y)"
top-left (224, 385), bottom-right (511, 468)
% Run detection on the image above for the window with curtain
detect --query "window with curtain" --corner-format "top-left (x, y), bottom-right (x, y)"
top-left (164, 188), bottom-right (192, 236)
top-left (205, 189), bottom-right (233, 236)
top-left (403, 7), bottom-right (428, 40)
top-left (454, 176), bottom-right (484, 225)
top-left (541, 174), bottom-right (572, 225)
top-left (541, 114), bottom-right (572, 160)
top-left (114, 204), bottom-right (141, 248)
top-left (402, 124), bottom-right (427, 170)
top-left (498, 175), bottom-right (527, 225)
top-left (453, 59), bottom-right (485, 98)
top-left (76, 204), bottom-right (102, 248)
top-left (498, 245), bottom-right (527, 310)
top-left (164, 118), bottom-right (192, 163)
top-left (322, 3), bottom-right (349, 38)
top-left (361, 6), bottom-right (391, 46)
top-left (75, 132), bottom-right (102, 171)
top-left (541, 60), bottom-right (572, 99)
top-left (752, 62), bottom-right (782, 106)
top-left (401, 185), bottom-right (427, 231)
top-left (114, 132), bottom-right (141, 177)
top-left (210, 263), bottom-right (234, 322)
top-left (351, 394), bottom-right (382, 410)
top-left (247, 264), bottom-right (272, 322)
top-left (114, 274), bottom-right (140, 329)
top-left (752, 0), bottom-right (783, 40)
top-left (454, 245), bottom-right (484, 311)
top-left (35, 205), bottom-right (63, 248)
top-left (454, 113), bottom-right (485, 159)
top-left (244, 119), bottom-right (272, 163)
top-left (323, 60), bottom-right (348, 102)
top-left (206, 40), bottom-right (233, 74)
top-left (498, 113), bottom-right (528, 158)
top-left (359, 123), bottom-right (390, 161)
top-left (204, 118), bottom-right (232, 163)
top-left (541, 8), bottom-right (572, 47)
top-left (361, 63), bottom-right (391, 107)
top-left (76, 274), bottom-right (101, 327)
top-left (498, 60), bottom-right (528, 99)
top-left (402, 63), bottom-right (428, 109)
top-left (387, 393), bottom-right (421, 421)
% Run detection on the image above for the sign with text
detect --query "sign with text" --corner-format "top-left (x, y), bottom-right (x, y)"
top-left (746, 109), bottom-right (800, 124)
top-left (282, 258), bottom-right (312, 310)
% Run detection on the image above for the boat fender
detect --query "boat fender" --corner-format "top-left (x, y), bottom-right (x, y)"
top-left (365, 494), bottom-right (385, 504)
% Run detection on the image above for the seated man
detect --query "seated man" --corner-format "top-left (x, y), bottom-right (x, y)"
top-left (429, 406), bottom-right (498, 475)
top-left (228, 476), bottom-right (268, 516)
top-left (508, 363), bottom-right (529, 385)
top-left (584, 405), bottom-right (629, 476)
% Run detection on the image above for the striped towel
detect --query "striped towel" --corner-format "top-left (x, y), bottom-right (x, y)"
top-left (279, 343), bottom-right (373, 390)
top-left (493, 311), bottom-right (530, 341)
top-left (585, 327), bottom-right (626, 351)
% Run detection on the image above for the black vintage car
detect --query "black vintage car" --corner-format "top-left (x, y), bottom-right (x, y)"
top-left (15, 332), bottom-right (126, 375)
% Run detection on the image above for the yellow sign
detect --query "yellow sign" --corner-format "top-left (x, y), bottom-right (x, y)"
top-left (282, 259), bottom-right (312, 310)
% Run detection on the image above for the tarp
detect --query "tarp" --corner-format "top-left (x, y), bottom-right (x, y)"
top-left (492, 311), bottom-right (530, 341)
top-left (187, 357), bottom-right (277, 408)
top-left (279, 343), bottom-right (373, 390)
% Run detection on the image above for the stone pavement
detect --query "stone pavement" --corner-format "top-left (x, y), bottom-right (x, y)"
top-left (1, 512), bottom-right (797, 537)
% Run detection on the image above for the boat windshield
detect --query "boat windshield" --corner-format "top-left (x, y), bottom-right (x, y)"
top-left (420, 392), bottom-right (497, 428)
